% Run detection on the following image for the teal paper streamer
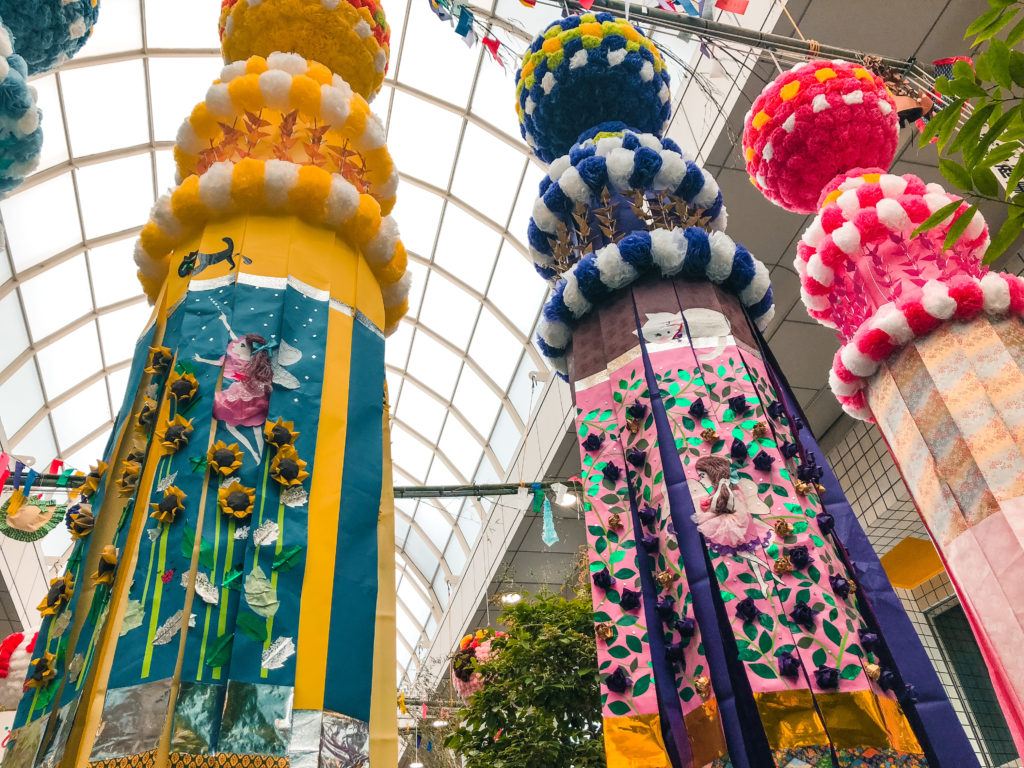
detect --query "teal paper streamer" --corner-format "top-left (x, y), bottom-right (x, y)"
top-left (541, 497), bottom-right (559, 547)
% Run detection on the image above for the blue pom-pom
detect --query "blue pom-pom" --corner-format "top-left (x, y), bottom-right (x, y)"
top-left (681, 229), bottom-right (711, 279)
top-left (705, 192), bottom-right (725, 222)
top-left (544, 283), bottom-right (574, 324)
top-left (535, 263), bottom-right (558, 281)
top-left (618, 232), bottom-right (653, 271)
top-left (562, 15), bottom-right (581, 29)
top-left (576, 155), bottom-right (607, 191)
top-left (538, 175), bottom-right (552, 196)
top-left (748, 287), bottom-right (774, 321)
top-left (723, 246), bottom-right (756, 293)
top-left (569, 143), bottom-right (596, 166)
top-left (676, 161), bottom-right (705, 202)
top-left (574, 255), bottom-right (609, 304)
top-left (543, 182), bottom-right (574, 217)
top-left (629, 147), bottom-right (663, 188)
top-left (563, 35), bottom-right (584, 58)
top-left (528, 221), bottom-right (553, 254)
top-left (536, 335), bottom-right (567, 359)
top-left (660, 137), bottom-right (682, 154)
top-left (621, 132), bottom-right (641, 151)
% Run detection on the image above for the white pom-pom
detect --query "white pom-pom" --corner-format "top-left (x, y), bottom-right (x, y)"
top-left (325, 176), bottom-right (360, 226)
top-left (921, 280), bottom-right (956, 320)
top-left (840, 343), bottom-right (878, 378)
top-left (264, 160), bottom-right (299, 209)
top-left (267, 52), bottom-right (308, 75)
top-left (538, 317), bottom-right (571, 350)
top-left (558, 167), bottom-right (591, 205)
top-left (801, 217), bottom-right (826, 249)
top-left (176, 120), bottom-right (203, 154)
top-left (876, 198), bottom-right (911, 233)
top-left (259, 69), bottom-right (294, 111)
top-left (640, 61), bottom-right (654, 82)
top-left (570, 49), bottom-right (588, 70)
top-left (706, 231), bottom-right (736, 283)
top-left (654, 152), bottom-right (686, 191)
top-left (562, 272), bottom-right (592, 318)
top-left (805, 254), bottom-right (835, 287)
top-left (832, 222), bottom-right (862, 255)
top-left (650, 228), bottom-right (683, 275)
top-left (692, 171), bottom-right (719, 210)
top-left (596, 245), bottom-right (636, 290)
top-left (205, 83), bottom-right (233, 118)
top-left (320, 85), bottom-right (351, 127)
top-left (981, 273), bottom-right (1011, 315)
top-left (740, 261), bottom-right (771, 306)
top-left (873, 303), bottom-right (914, 344)
top-left (219, 60), bottom-right (248, 82)
top-left (878, 174), bottom-right (908, 198)
top-left (366, 217), bottom-right (400, 266)
top-left (532, 196), bottom-right (561, 234)
top-left (607, 48), bottom-right (627, 67)
top-left (605, 148), bottom-right (635, 192)
top-left (198, 162), bottom-right (234, 212)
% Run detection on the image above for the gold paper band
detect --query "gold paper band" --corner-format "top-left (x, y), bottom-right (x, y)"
top-left (602, 713), bottom-right (672, 768)
top-left (684, 700), bottom-right (729, 766)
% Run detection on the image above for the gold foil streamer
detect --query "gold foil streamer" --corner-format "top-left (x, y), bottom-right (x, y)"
top-left (602, 714), bottom-right (671, 768)
top-left (753, 689), bottom-right (828, 750)
top-left (817, 690), bottom-right (923, 755)
top-left (684, 699), bottom-right (729, 766)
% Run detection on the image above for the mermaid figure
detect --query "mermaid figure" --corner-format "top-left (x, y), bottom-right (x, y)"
top-left (195, 312), bottom-right (302, 461)
top-left (691, 455), bottom-right (772, 555)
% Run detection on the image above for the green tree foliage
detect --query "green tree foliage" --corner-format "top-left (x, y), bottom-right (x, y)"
top-left (445, 592), bottom-right (606, 768)
top-left (920, 0), bottom-right (1024, 261)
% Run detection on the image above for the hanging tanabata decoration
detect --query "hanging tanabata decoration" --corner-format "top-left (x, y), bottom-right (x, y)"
top-left (742, 57), bottom-right (1024, 757)
top-left (517, 15), bottom-right (978, 768)
top-left (0, 17), bottom-right (42, 198)
top-left (0, 0), bottom-right (98, 76)
top-left (3, 1), bottom-right (407, 766)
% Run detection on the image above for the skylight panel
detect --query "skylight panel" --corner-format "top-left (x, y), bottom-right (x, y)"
top-left (418, 272), bottom-right (479, 351)
top-left (452, 365), bottom-right (500, 437)
top-left (144, 0), bottom-right (221, 49)
top-left (437, 417), bottom-right (482, 480)
top-left (77, 0), bottom-right (143, 56)
top-left (50, 378), bottom-right (109, 449)
top-left (432, 203), bottom-right (501, 294)
top-left (32, 76), bottom-right (69, 172)
top-left (10, 418), bottom-right (56, 469)
top-left (148, 57), bottom-right (221, 142)
top-left (487, 243), bottom-right (544, 335)
top-left (88, 238), bottom-right (144, 308)
top-left (97, 302), bottom-right (151, 364)
top-left (2, 174), bottom-right (81, 273)
top-left (387, 91), bottom-right (462, 189)
top-left (392, 423), bottom-right (435, 483)
top-left (394, 0), bottom-right (479, 109)
top-left (451, 124), bottom-right (525, 227)
top-left (61, 60), bottom-right (149, 157)
top-left (0, 293), bottom-right (29, 372)
top-left (76, 153), bottom-right (154, 239)
top-left (468, 308), bottom-right (520, 392)
top-left (395, 379), bottom-right (448, 444)
top-left (19, 254), bottom-right (92, 340)
top-left (0, 360), bottom-right (45, 437)
top-left (36, 324), bottom-right (102, 400)
top-left (405, 332), bottom-right (462, 400)
top-left (389, 182), bottom-right (443, 258)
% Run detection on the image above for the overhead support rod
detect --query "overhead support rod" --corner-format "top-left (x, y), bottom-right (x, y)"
top-left (566, 0), bottom-right (929, 79)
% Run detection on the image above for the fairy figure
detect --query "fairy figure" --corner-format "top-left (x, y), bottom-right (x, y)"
top-left (194, 313), bottom-right (303, 461)
top-left (689, 455), bottom-right (772, 555)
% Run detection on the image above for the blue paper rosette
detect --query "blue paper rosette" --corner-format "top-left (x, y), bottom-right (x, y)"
top-left (0, 20), bottom-right (43, 197)
top-left (515, 13), bottom-right (671, 163)
top-left (0, 0), bottom-right (99, 75)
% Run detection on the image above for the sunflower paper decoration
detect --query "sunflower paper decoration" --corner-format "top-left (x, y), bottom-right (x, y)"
top-left (37, 572), bottom-right (74, 617)
top-left (168, 370), bottom-right (199, 408)
top-left (159, 414), bottom-right (194, 452)
top-left (145, 345), bottom-right (173, 374)
top-left (25, 652), bottom-right (56, 690)
top-left (66, 503), bottom-right (95, 539)
top-left (116, 462), bottom-right (141, 497)
top-left (264, 417), bottom-right (299, 451)
top-left (207, 441), bottom-right (244, 476)
top-left (150, 486), bottom-right (186, 525)
top-left (92, 545), bottom-right (118, 586)
top-left (79, 461), bottom-right (108, 499)
top-left (138, 398), bottom-right (158, 430)
top-left (270, 444), bottom-right (309, 487)
top-left (218, 480), bottom-right (256, 520)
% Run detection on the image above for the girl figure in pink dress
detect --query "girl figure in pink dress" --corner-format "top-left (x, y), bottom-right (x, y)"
top-left (691, 455), bottom-right (772, 555)
top-left (195, 312), bottom-right (302, 461)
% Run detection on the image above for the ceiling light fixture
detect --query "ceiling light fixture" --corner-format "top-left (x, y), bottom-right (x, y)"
top-left (500, 592), bottom-right (522, 605)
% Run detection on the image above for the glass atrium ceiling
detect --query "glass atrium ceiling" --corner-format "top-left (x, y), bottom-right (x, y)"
top-left (0, 0), bottom-right (736, 683)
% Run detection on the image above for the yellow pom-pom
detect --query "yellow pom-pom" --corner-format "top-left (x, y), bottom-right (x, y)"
top-left (378, 241), bottom-right (407, 285)
top-left (221, 0), bottom-right (390, 102)
top-left (351, 195), bottom-right (382, 245)
top-left (290, 166), bottom-right (331, 217)
top-left (231, 158), bottom-right (266, 208)
top-left (384, 298), bottom-right (409, 334)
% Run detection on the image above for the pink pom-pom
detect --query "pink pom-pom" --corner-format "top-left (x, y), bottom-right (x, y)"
top-left (820, 206), bottom-right (846, 233)
top-left (949, 280), bottom-right (984, 320)
top-left (902, 300), bottom-right (941, 336)
top-left (857, 327), bottom-right (897, 361)
top-left (1005, 274), bottom-right (1024, 313)
top-left (742, 61), bottom-right (898, 214)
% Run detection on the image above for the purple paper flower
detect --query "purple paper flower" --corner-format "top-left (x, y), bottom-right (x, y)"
top-left (899, 684), bottom-right (919, 704)
top-left (814, 665), bottom-right (839, 689)
top-left (859, 630), bottom-right (880, 652)
top-left (688, 398), bottom-right (707, 418)
top-left (620, 588), bottom-right (641, 611)
top-left (656, 595), bottom-right (675, 620)
top-left (592, 568), bottom-right (614, 591)
top-left (728, 395), bottom-right (751, 415)
top-left (767, 401), bottom-right (784, 420)
top-left (640, 534), bottom-right (659, 553)
top-left (787, 546), bottom-right (812, 569)
top-left (674, 617), bottom-right (696, 639)
top-left (789, 601), bottom-right (817, 630)
top-left (627, 401), bottom-right (648, 420)
top-left (829, 574), bottom-right (851, 600)
top-left (626, 448), bottom-right (647, 467)
top-left (878, 669), bottom-right (900, 692)
top-left (606, 667), bottom-right (631, 693)
top-left (602, 462), bottom-right (622, 483)
top-left (780, 441), bottom-right (799, 459)
top-left (735, 597), bottom-right (761, 624)
top-left (793, 417), bottom-right (805, 430)
top-left (777, 651), bottom-right (801, 679)
top-left (752, 450), bottom-right (775, 472)
top-left (816, 511), bottom-right (835, 535)
top-left (797, 461), bottom-right (823, 483)
top-left (637, 505), bottom-right (658, 527)
top-left (730, 439), bottom-right (748, 461)
top-left (666, 642), bottom-right (686, 664)
top-left (582, 433), bottom-right (604, 452)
